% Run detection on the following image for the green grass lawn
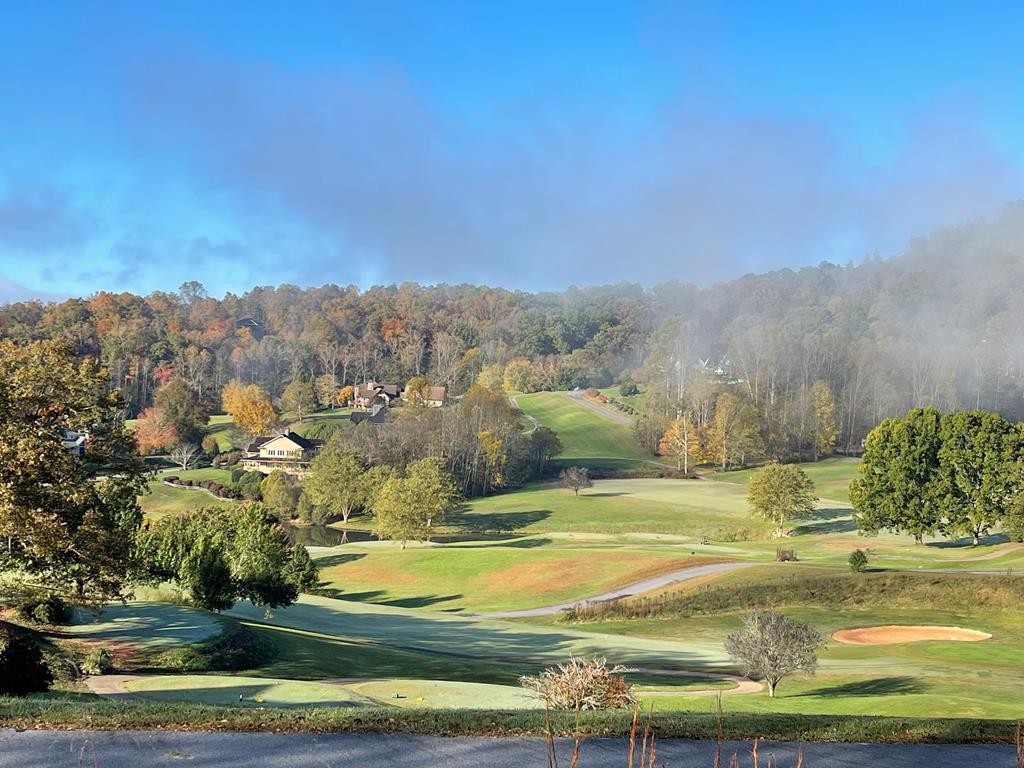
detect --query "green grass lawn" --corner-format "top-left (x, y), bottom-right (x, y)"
top-left (713, 457), bottom-right (861, 503)
top-left (513, 391), bottom-right (652, 471)
top-left (290, 408), bottom-right (352, 437)
top-left (598, 386), bottom-right (644, 410)
top-left (65, 602), bottom-right (223, 649)
top-left (452, 478), bottom-right (771, 540)
top-left (315, 543), bottom-right (718, 612)
top-left (139, 467), bottom-right (236, 520)
top-left (205, 414), bottom-right (235, 451)
top-left (582, 602), bottom-right (1024, 719)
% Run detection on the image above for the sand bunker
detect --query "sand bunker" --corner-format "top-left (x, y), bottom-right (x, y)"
top-left (833, 625), bottom-right (991, 645)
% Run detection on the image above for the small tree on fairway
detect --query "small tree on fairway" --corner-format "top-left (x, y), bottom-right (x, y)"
top-left (170, 442), bottom-right (200, 471)
top-left (560, 466), bottom-right (592, 496)
top-left (747, 463), bottom-right (817, 538)
top-left (848, 549), bottom-right (869, 573)
top-left (725, 611), bottom-right (822, 698)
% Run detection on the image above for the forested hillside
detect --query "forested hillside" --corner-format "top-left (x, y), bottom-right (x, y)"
top-left (3, 206), bottom-right (1024, 459)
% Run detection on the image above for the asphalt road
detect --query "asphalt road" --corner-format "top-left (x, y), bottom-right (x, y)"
top-left (475, 561), bottom-right (754, 618)
top-left (2, 730), bottom-right (1018, 768)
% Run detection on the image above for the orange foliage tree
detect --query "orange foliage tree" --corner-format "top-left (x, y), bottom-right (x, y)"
top-left (134, 406), bottom-right (178, 454)
top-left (221, 381), bottom-right (278, 435)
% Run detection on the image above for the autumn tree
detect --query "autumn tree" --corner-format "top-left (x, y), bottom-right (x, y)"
top-left (659, 413), bottom-right (700, 473)
top-left (747, 463), bottom-right (817, 538)
top-left (154, 378), bottom-right (208, 445)
top-left (281, 378), bottom-right (317, 423)
top-left (0, 340), bottom-right (147, 605)
top-left (503, 359), bottom-right (534, 393)
top-left (338, 385), bottom-right (355, 406)
top-left (134, 406), bottom-right (178, 454)
top-left (404, 375), bottom-right (430, 404)
top-left (809, 381), bottom-right (838, 460)
top-left (476, 363), bottom-right (505, 392)
top-left (725, 611), bottom-right (822, 697)
top-left (706, 392), bottom-right (762, 469)
top-left (559, 466), bottom-right (592, 496)
top-left (223, 382), bottom-right (278, 435)
top-left (315, 374), bottom-right (339, 409)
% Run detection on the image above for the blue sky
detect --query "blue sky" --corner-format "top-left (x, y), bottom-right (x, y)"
top-left (1, 1), bottom-right (1023, 300)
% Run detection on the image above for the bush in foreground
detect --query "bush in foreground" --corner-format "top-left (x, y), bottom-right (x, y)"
top-left (520, 656), bottom-right (635, 711)
top-left (0, 625), bottom-right (52, 695)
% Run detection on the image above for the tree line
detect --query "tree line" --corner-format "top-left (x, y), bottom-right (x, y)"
top-left (851, 407), bottom-right (1024, 545)
top-left (5, 206), bottom-right (1024, 458)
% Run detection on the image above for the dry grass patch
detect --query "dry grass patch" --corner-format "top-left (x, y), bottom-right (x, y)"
top-left (478, 555), bottom-right (707, 597)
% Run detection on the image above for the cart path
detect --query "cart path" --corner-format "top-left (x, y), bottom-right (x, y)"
top-left (473, 561), bottom-right (755, 618)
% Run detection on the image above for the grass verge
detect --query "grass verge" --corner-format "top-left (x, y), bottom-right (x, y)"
top-left (1, 697), bottom-right (1020, 742)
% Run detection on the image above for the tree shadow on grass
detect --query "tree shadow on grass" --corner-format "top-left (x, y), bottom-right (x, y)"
top-left (315, 553), bottom-right (368, 569)
top-left (446, 508), bottom-right (552, 534)
top-left (381, 594), bottom-right (464, 609)
top-left (797, 677), bottom-right (926, 698)
top-left (319, 589), bottom-right (387, 602)
top-left (928, 533), bottom-right (1009, 548)
top-left (793, 508), bottom-right (857, 535)
top-left (455, 537), bottom-right (553, 550)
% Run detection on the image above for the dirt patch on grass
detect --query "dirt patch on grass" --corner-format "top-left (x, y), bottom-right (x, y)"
top-left (833, 625), bottom-right (992, 645)
top-left (479, 555), bottom-right (701, 597)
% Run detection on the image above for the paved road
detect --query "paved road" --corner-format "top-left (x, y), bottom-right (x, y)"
top-left (1, 730), bottom-right (1017, 767)
top-left (566, 389), bottom-right (634, 425)
top-left (475, 561), bottom-right (754, 618)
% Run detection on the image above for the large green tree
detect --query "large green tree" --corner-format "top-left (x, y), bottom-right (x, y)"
top-left (304, 442), bottom-right (368, 525)
top-left (371, 458), bottom-right (459, 548)
top-left (139, 503), bottom-right (316, 610)
top-left (850, 408), bottom-right (944, 544)
top-left (937, 410), bottom-right (1019, 546)
top-left (0, 340), bottom-right (147, 605)
top-left (154, 378), bottom-right (208, 446)
top-left (747, 463), bottom-right (817, 538)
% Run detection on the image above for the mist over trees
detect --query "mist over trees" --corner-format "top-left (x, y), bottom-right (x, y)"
top-left (4, 206), bottom-right (1024, 457)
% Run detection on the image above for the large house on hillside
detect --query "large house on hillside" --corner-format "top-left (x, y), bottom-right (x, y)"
top-left (353, 382), bottom-right (402, 410)
top-left (401, 385), bottom-right (446, 408)
top-left (241, 431), bottom-right (323, 476)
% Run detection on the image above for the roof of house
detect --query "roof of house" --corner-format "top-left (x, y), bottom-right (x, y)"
top-left (426, 385), bottom-right (446, 402)
top-left (351, 404), bottom-right (390, 425)
top-left (244, 431), bottom-right (322, 454)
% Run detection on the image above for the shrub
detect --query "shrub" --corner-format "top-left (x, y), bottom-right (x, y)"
top-left (16, 594), bottom-right (71, 625)
top-left (80, 647), bottom-right (114, 675)
top-left (164, 475), bottom-right (179, 484)
top-left (202, 435), bottom-right (220, 457)
top-left (0, 624), bottom-right (52, 695)
top-left (776, 548), bottom-right (798, 562)
top-left (848, 549), bottom-right (869, 573)
top-left (619, 379), bottom-right (639, 397)
top-left (520, 656), bottom-right (636, 711)
top-left (159, 624), bottom-right (277, 672)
